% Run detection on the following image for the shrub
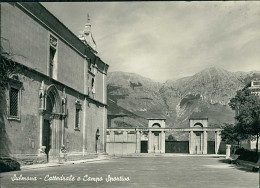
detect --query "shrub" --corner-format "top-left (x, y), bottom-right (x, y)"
top-left (236, 149), bottom-right (259, 163)
top-left (234, 148), bottom-right (246, 155)
top-left (0, 158), bottom-right (20, 172)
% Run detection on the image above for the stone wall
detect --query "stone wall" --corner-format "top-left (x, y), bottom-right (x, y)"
top-left (1, 3), bottom-right (48, 75)
top-left (85, 101), bottom-right (106, 153)
top-left (3, 69), bottom-right (107, 163)
top-left (4, 71), bottom-right (42, 156)
top-left (106, 131), bottom-right (137, 155)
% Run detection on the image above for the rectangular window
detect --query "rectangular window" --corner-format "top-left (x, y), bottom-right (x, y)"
top-left (91, 78), bottom-right (95, 94)
top-left (75, 101), bottom-right (81, 131)
top-left (49, 47), bottom-right (56, 78)
top-left (253, 81), bottom-right (260, 86)
top-left (75, 108), bottom-right (80, 129)
top-left (49, 34), bottom-right (58, 79)
top-left (9, 87), bottom-right (19, 117)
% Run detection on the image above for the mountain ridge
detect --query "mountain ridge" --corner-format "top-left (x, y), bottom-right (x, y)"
top-left (107, 68), bottom-right (260, 128)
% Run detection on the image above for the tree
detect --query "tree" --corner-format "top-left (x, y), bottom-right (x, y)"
top-left (0, 39), bottom-right (21, 171)
top-left (220, 123), bottom-right (247, 146)
top-left (229, 88), bottom-right (260, 153)
top-left (168, 135), bottom-right (176, 141)
top-left (0, 41), bottom-right (20, 157)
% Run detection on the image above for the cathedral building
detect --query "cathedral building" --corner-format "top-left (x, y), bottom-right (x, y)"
top-left (0, 2), bottom-right (109, 163)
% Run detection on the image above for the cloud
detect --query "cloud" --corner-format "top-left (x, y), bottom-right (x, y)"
top-left (42, 2), bottom-right (260, 82)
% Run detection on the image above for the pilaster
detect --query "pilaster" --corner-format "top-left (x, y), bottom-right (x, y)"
top-left (161, 131), bottom-right (165, 153)
top-left (136, 131), bottom-right (141, 153)
top-left (158, 132), bottom-right (161, 153)
top-left (203, 131), bottom-right (207, 154)
top-left (148, 131), bottom-right (152, 153)
top-left (189, 131), bottom-right (194, 154)
top-left (215, 131), bottom-right (221, 154)
top-left (83, 57), bottom-right (88, 155)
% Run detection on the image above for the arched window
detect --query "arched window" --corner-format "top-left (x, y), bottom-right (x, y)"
top-left (46, 92), bottom-right (55, 112)
top-left (45, 85), bottom-right (61, 114)
top-left (152, 123), bottom-right (161, 128)
top-left (194, 123), bottom-right (203, 127)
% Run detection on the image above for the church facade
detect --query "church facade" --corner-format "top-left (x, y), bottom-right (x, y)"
top-left (0, 2), bottom-right (109, 163)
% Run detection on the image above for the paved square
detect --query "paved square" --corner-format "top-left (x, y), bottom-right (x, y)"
top-left (0, 156), bottom-right (259, 188)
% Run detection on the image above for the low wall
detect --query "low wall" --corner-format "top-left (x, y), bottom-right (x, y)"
top-left (13, 154), bottom-right (47, 165)
top-left (106, 142), bottom-right (136, 155)
top-left (13, 153), bottom-right (99, 165)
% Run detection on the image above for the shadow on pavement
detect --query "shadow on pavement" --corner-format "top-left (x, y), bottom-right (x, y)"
top-left (217, 159), bottom-right (259, 173)
top-left (218, 159), bottom-right (230, 164)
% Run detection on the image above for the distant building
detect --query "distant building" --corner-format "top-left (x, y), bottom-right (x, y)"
top-left (1, 2), bottom-right (109, 163)
top-left (248, 79), bottom-right (260, 95)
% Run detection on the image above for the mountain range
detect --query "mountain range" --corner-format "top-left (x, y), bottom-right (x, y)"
top-left (107, 67), bottom-right (260, 128)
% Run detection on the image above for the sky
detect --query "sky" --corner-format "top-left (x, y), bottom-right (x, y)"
top-left (42, 2), bottom-right (260, 83)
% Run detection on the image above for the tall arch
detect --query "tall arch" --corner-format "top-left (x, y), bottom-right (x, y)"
top-left (41, 84), bottom-right (63, 162)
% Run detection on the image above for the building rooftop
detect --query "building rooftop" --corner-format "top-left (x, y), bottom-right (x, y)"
top-left (147, 118), bottom-right (166, 120)
top-left (189, 117), bottom-right (208, 120)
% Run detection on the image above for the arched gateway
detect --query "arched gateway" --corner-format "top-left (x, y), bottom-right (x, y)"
top-left (147, 118), bottom-right (166, 153)
top-left (39, 82), bottom-right (66, 162)
top-left (106, 118), bottom-right (222, 155)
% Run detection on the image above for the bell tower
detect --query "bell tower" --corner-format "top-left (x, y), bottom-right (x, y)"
top-left (79, 14), bottom-right (97, 53)
top-left (84, 14), bottom-right (91, 35)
